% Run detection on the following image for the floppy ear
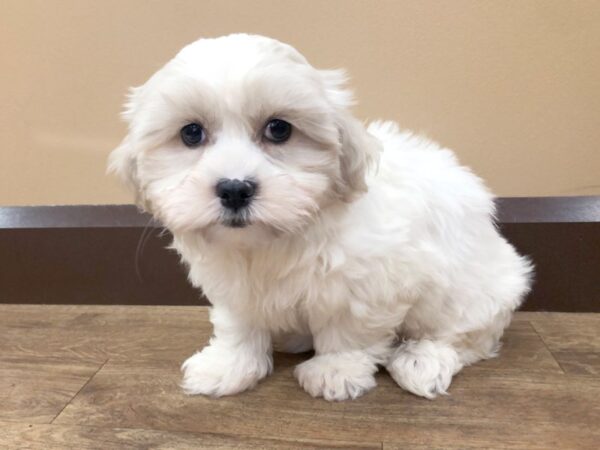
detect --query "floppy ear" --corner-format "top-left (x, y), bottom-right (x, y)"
top-left (108, 133), bottom-right (138, 190)
top-left (336, 111), bottom-right (381, 200)
top-left (321, 70), bottom-right (381, 201)
top-left (107, 87), bottom-right (150, 210)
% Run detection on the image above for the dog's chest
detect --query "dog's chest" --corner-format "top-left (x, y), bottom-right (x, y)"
top-left (194, 246), bottom-right (357, 332)
top-left (180, 221), bottom-right (410, 333)
top-left (230, 259), bottom-right (325, 332)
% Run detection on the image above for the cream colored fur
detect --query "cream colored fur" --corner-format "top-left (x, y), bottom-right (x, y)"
top-left (109, 34), bottom-right (532, 401)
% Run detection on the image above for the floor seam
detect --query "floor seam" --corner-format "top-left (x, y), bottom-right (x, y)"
top-left (528, 320), bottom-right (567, 374)
top-left (49, 358), bottom-right (109, 424)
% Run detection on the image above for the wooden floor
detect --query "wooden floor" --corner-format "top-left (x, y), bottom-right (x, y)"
top-left (1, 306), bottom-right (598, 449)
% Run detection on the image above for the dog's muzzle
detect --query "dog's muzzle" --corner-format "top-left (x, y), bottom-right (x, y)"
top-left (216, 178), bottom-right (257, 227)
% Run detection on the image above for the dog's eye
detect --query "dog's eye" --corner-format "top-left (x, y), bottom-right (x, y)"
top-left (264, 119), bottom-right (292, 143)
top-left (180, 123), bottom-right (206, 148)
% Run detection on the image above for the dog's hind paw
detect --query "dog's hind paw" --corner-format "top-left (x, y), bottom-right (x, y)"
top-left (386, 339), bottom-right (462, 399)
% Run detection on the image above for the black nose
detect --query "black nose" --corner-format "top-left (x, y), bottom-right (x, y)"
top-left (215, 179), bottom-right (257, 210)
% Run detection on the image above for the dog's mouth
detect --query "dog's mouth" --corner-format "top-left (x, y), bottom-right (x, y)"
top-left (221, 217), bottom-right (249, 228)
top-left (220, 209), bottom-right (252, 228)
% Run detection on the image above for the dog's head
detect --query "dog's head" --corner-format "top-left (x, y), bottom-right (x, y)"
top-left (109, 34), bottom-right (380, 244)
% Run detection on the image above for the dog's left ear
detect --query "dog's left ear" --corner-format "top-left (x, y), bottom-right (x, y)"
top-left (321, 70), bottom-right (381, 201)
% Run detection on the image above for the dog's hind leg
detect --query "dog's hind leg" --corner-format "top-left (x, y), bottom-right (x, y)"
top-left (386, 338), bottom-right (463, 399)
top-left (386, 311), bottom-right (511, 399)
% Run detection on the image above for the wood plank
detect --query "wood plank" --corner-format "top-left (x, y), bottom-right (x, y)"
top-left (471, 320), bottom-right (562, 373)
top-left (0, 305), bottom-right (210, 364)
top-left (383, 440), bottom-right (551, 450)
top-left (552, 351), bottom-right (600, 376)
top-left (0, 358), bottom-right (101, 424)
top-left (53, 354), bottom-right (600, 449)
top-left (530, 312), bottom-right (600, 351)
top-left (0, 422), bottom-right (379, 450)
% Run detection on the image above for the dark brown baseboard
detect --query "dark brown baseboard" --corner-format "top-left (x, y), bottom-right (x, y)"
top-left (1, 197), bottom-right (599, 311)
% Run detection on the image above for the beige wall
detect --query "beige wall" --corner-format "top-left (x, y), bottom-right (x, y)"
top-left (1, 0), bottom-right (599, 206)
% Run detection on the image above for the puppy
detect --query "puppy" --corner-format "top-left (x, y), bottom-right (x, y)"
top-left (109, 34), bottom-right (532, 401)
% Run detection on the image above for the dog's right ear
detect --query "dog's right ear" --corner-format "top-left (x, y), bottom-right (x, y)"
top-left (107, 87), bottom-right (147, 208)
top-left (108, 133), bottom-right (138, 190)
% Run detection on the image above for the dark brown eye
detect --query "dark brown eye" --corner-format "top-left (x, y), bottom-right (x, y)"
top-left (180, 123), bottom-right (205, 147)
top-left (264, 119), bottom-right (292, 143)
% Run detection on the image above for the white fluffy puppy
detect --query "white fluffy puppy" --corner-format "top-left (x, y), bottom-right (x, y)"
top-left (109, 34), bottom-right (532, 401)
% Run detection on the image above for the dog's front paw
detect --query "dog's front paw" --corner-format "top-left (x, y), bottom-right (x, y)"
top-left (181, 345), bottom-right (272, 397)
top-left (294, 353), bottom-right (377, 401)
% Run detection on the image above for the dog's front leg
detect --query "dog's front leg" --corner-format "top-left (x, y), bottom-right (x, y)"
top-left (294, 322), bottom-right (392, 401)
top-left (181, 304), bottom-right (272, 397)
